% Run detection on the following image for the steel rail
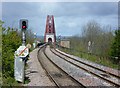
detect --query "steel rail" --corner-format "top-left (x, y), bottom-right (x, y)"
top-left (50, 48), bottom-right (120, 87)
top-left (43, 46), bottom-right (86, 88)
top-left (54, 48), bottom-right (120, 78)
top-left (37, 45), bottom-right (60, 88)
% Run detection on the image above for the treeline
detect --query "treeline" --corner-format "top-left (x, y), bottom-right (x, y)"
top-left (1, 20), bottom-right (35, 86)
top-left (0, 21), bottom-right (2, 86)
top-left (110, 29), bottom-right (120, 63)
top-left (68, 20), bottom-right (119, 64)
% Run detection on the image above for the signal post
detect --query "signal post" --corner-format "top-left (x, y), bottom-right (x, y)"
top-left (14, 19), bottom-right (29, 83)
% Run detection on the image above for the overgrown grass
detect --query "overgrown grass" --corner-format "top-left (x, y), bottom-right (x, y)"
top-left (59, 47), bottom-right (119, 69)
top-left (2, 77), bottom-right (21, 87)
top-left (0, 47), bottom-right (1, 86)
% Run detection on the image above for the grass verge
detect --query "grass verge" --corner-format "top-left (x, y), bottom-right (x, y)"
top-left (59, 48), bottom-right (119, 70)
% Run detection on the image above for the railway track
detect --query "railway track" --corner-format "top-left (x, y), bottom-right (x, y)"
top-left (44, 45), bottom-right (113, 86)
top-left (37, 45), bottom-right (85, 87)
top-left (50, 47), bottom-right (120, 87)
top-left (55, 48), bottom-right (120, 78)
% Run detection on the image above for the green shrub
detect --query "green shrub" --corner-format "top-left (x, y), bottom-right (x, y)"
top-left (1, 21), bottom-right (35, 86)
top-left (110, 30), bottom-right (120, 64)
top-left (2, 27), bottom-right (22, 86)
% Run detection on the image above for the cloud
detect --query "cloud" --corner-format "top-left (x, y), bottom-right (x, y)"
top-left (1, 0), bottom-right (120, 2)
top-left (39, 2), bottom-right (59, 16)
top-left (2, 2), bottom-right (40, 18)
top-left (2, 2), bottom-right (118, 18)
top-left (55, 2), bottom-right (118, 17)
top-left (2, 2), bottom-right (118, 36)
top-left (0, 3), bottom-right (2, 20)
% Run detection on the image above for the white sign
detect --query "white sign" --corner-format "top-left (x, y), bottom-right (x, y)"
top-left (33, 43), bottom-right (36, 48)
top-left (14, 45), bottom-right (29, 83)
top-left (16, 46), bottom-right (29, 58)
top-left (88, 41), bottom-right (91, 46)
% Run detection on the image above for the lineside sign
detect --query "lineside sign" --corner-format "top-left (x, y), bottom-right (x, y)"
top-left (16, 46), bottom-right (29, 58)
top-left (14, 45), bottom-right (29, 82)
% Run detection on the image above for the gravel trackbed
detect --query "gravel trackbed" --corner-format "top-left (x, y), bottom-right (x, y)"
top-left (24, 48), bottom-right (55, 86)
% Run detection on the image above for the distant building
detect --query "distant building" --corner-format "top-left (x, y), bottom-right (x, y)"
top-left (60, 39), bottom-right (70, 48)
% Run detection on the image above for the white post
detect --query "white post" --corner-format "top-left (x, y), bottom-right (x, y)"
top-left (22, 30), bottom-right (26, 46)
top-left (88, 41), bottom-right (91, 54)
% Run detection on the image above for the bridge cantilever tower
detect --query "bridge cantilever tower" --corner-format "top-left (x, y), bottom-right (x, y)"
top-left (44, 15), bottom-right (56, 44)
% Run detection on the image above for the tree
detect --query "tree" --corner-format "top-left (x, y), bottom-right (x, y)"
top-left (81, 20), bottom-right (114, 56)
top-left (110, 29), bottom-right (120, 63)
top-left (0, 20), bottom-right (3, 85)
top-left (17, 29), bottom-right (35, 45)
top-left (26, 29), bottom-right (35, 45)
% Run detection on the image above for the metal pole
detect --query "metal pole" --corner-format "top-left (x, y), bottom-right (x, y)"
top-left (22, 30), bottom-right (26, 46)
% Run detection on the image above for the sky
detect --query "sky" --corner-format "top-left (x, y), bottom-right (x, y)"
top-left (1, 1), bottom-right (119, 36)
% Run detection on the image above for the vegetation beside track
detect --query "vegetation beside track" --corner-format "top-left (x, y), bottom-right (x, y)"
top-left (1, 20), bottom-right (35, 86)
top-left (57, 20), bottom-right (119, 70)
top-left (58, 47), bottom-right (119, 69)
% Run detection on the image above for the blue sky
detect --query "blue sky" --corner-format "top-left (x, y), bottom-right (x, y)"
top-left (2, 2), bottom-right (118, 36)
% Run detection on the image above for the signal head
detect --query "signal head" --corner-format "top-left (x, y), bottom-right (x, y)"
top-left (22, 21), bottom-right (27, 29)
top-left (20, 19), bottom-right (28, 30)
